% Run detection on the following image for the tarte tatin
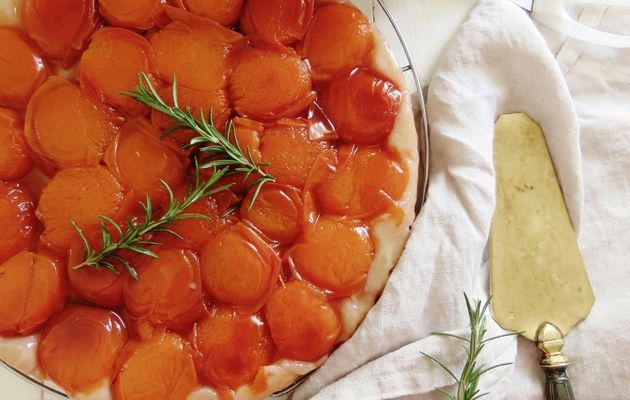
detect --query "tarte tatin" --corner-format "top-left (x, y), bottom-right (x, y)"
top-left (0, 0), bottom-right (418, 399)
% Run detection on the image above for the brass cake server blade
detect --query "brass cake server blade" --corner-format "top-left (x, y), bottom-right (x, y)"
top-left (490, 113), bottom-right (595, 400)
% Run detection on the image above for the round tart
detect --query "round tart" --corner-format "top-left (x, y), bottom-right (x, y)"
top-left (0, 1), bottom-right (419, 399)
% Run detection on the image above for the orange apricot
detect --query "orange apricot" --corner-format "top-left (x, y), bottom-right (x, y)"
top-left (229, 43), bottom-right (315, 121)
top-left (36, 166), bottom-right (125, 252)
top-left (320, 69), bottom-right (401, 145)
top-left (79, 28), bottom-right (158, 116)
top-left (0, 108), bottom-right (33, 180)
top-left (113, 332), bottom-right (199, 400)
top-left (0, 183), bottom-right (36, 264)
top-left (67, 245), bottom-right (126, 308)
top-left (193, 307), bottom-right (273, 389)
top-left (105, 117), bottom-right (187, 205)
top-left (301, 2), bottom-right (372, 81)
top-left (39, 304), bottom-right (127, 394)
top-left (260, 119), bottom-right (332, 188)
top-left (24, 77), bottom-right (117, 169)
top-left (150, 19), bottom-right (242, 91)
top-left (287, 216), bottom-right (374, 297)
top-left (0, 251), bottom-right (66, 336)
top-left (240, 0), bottom-right (314, 45)
top-left (0, 27), bottom-right (50, 109)
top-left (123, 247), bottom-right (206, 331)
top-left (99, 0), bottom-right (162, 30)
top-left (265, 281), bottom-right (340, 361)
top-left (150, 85), bottom-right (231, 149)
top-left (232, 117), bottom-right (263, 163)
top-left (177, 0), bottom-right (244, 26)
top-left (240, 183), bottom-right (303, 244)
top-left (22, 0), bottom-right (98, 68)
top-left (200, 224), bottom-right (280, 310)
top-left (316, 146), bottom-right (408, 218)
top-left (157, 186), bottom-right (237, 251)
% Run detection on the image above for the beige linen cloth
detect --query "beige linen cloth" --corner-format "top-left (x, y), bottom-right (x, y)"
top-left (295, 0), bottom-right (630, 398)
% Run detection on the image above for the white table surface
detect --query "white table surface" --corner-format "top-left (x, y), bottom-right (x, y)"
top-left (0, 1), bottom-right (478, 398)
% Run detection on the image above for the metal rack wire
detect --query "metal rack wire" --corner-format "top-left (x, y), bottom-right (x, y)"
top-left (0, 0), bottom-right (429, 398)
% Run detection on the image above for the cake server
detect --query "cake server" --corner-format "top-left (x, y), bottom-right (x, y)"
top-left (490, 113), bottom-right (595, 400)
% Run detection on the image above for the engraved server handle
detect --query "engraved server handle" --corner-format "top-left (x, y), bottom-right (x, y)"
top-left (536, 322), bottom-right (576, 400)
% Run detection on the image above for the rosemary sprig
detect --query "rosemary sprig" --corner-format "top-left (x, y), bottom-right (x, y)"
top-left (122, 73), bottom-right (275, 209)
top-left (421, 295), bottom-right (518, 400)
top-left (71, 163), bottom-right (233, 280)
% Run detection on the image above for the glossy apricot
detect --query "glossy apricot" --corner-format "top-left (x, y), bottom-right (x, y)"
top-left (150, 20), bottom-right (242, 91)
top-left (25, 77), bottom-right (117, 170)
top-left (260, 119), bottom-right (332, 188)
top-left (67, 245), bottom-right (126, 308)
top-left (240, 184), bottom-right (303, 244)
top-left (0, 183), bottom-right (36, 264)
top-left (201, 224), bottom-right (280, 310)
top-left (150, 85), bottom-right (231, 149)
top-left (36, 166), bottom-right (125, 252)
top-left (0, 251), bottom-right (66, 336)
top-left (229, 43), bottom-right (315, 121)
top-left (105, 118), bottom-right (187, 205)
top-left (232, 117), bottom-right (264, 162)
top-left (124, 247), bottom-right (206, 331)
top-left (22, 0), bottom-right (98, 67)
top-left (158, 186), bottom-right (236, 251)
top-left (265, 281), bottom-right (340, 361)
top-left (0, 27), bottom-right (50, 109)
top-left (316, 146), bottom-right (408, 218)
top-left (302, 2), bottom-right (372, 81)
top-left (193, 307), bottom-right (273, 389)
top-left (0, 108), bottom-right (33, 180)
top-left (178, 0), bottom-right (244, 26)
top-left (240, 0), bottom-right (313, 45)
top-left (113, 332), bottom-right (199, 400)
top-left (39, 304), bottom-right (127, 394)
top-left (320, 69), bottom-right (401, 145)
top-left (99, 0), bottom-right (162, 30)
top-left (79, 28), bottom-right (158, 116)
top-left (288, 216), bottom-right (374, 297)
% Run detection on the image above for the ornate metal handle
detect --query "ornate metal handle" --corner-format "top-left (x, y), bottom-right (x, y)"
top-left (537, 322), bottom-right (575, 400)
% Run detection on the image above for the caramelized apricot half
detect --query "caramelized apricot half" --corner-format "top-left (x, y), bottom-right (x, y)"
top-left (260, 119), bottom-right (332, 188)
top-left (265, 281), bottom-right (340, 361)
top-left (316, 146), bottom-right (408, 218)
top-left (0, 27), bottom-right (50, 109)
top-left (39, 304), bottom-right (127, 394)
top-left (105, 118), bottom-right (187, 205)
top-left (22, 0), bottom-right (97, 67)
top-left (229, 44), bottom-right (315, 121)
top-left (124, 247), bottom-right (205, 331)
top-left (113, 332), bottom-right (199, 400)
top-left (302, 2), bottom-right (372, 81)
top-left (150, 20), bottom-right (242, 91)
top-left (0, 251), bottom-right (66, 336)
top-left (0, 108), bottom-right (33, 180)
top-left (0, 183), bottom-right (36, 264)
top-left (288, 216), bottom-right (374, 297)
top-left (178, 0), bottom-right (244, 26)
top-left (240, 183), bottom-right (304, 245)
top-left (320, 69), bottom-right (401, 145)
top-left (79, 28), bottom-right (158, 116)
top-left (36, 166), bottom-right (125, 252)
top-left (99, 0), bottom-right (162, 30)
top-left (25, 77), bottom-right (117, 170)
top-left (193, 307), bottom-right (273, 389)
top-left (201, 224), bottom-right (280, 310)
top-left (240, 0), bottom-right (314, 45)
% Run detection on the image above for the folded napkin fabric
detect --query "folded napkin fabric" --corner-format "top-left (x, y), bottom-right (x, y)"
top-left (294, 0), bottom-right (582, 398)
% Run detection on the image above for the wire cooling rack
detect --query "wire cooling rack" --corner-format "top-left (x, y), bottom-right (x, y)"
top-left (0, 0), bottom-right (429, 398)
